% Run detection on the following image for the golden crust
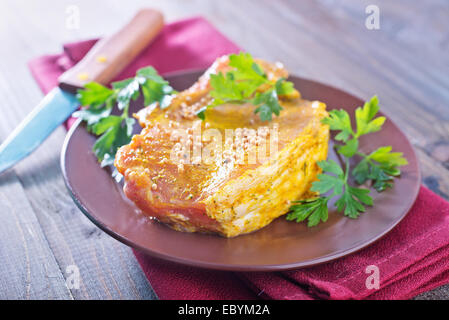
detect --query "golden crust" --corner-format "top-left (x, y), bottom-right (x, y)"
top-left (115, 56), bottom-right (329, 237)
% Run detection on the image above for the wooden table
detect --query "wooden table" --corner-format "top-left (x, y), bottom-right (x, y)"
top-left (0, 0), bottom-right (447, 300)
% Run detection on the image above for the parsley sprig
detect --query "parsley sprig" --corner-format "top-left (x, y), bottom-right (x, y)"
top-left (353, 146), bottom-right (408, 192)
top-left (74, 66), bottom-right (175, 167)
top-left (287, 159), bottom-right (373, 226)
top-left (287, 96), bottom-right (408, 227)
top-left (287, 197), bottom-right (329, 227)
top-left (197, 52), bottom-right (295, 121)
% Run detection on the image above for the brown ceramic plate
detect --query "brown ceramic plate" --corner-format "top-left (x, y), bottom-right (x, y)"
top-left (61, 70), bottom-right (420, 271)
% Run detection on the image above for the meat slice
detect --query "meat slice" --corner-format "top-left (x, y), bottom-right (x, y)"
top-left (115, 56), bottom-right (329, 237)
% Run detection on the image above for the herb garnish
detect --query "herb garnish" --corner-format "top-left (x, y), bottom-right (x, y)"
top-left (197, 52), bottom-right (295, 121)
top-left (287, 96), bottom-right (408, 226)
top-left (74, 67), bottom-right (175, 167)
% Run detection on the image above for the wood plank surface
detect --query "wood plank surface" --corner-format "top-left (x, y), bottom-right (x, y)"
top-left (0, 0), bottom-right (447, 299)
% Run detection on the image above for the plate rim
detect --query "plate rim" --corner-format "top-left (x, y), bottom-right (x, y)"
top-left (60, 71), bottom-right (421, 272)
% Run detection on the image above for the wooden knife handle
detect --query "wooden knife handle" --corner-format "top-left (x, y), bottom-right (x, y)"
top-left (58, 9), bottom-right (164, 93)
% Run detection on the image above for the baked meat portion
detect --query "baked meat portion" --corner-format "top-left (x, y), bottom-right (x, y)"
top-left (115, 56), bottom-right (329, 237)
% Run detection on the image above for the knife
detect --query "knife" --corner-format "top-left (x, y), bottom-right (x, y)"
top-left (0, 9), bottom-right (164, 175)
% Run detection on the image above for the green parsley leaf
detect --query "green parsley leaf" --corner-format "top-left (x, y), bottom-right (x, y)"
top-left (322, 96), bottom-right (385, 144)
top-left (310, 159), bottom-right (345, 195)
top-left (196, 108), bottom-right (206, 120)
top-left (351, 158), bottom-right (371, 185)
top-left (286, 197), bottom-right (329, 227)
top-left (335, 185), bottom-right (372, 218)
top-left (321, 109), bottom-right (353, 142)
top-left (138, 67), bottom-right (175, 108)
top-left (311, 173), bottom-right (344, 195)
top-left (313, 159), bottom-right (372, 218)
top-left (337, 138), bottom-right (359, 158)
top-left (354, 95), bottom-right (386, 137)
top-left (275, 78), bottom-right (294, 96)
top-left (369, 146), bottom-right (408, 169)
top-left (209, 72), bottom-right (245, 102)
top-left (352, 146), bottom-right (408, 191)
top-left (75, 66), bottom-right (174, 168)
top-left (91, 116), bottom-right (131, 161)
top-left (288, 158), bottom-right (372, 226)
top-left (136, 66), bottom-right (167, 83)
top-left (204, 52), bottom-right (296, 121)
top-left (141, 79), bottom-right (174, 109)
top-left (72, 107), bottom-right (112, 127)
top-left (316, 159), bottom-right (345, 176)
top-left (76, 82), bottom-right (115, 109)
top-left (110, 66), bottom-right (175, 112)
top-left (75, 82), bottom-right (117, 129)
top-left (253, 89), bottom-right (283, 121)
top-left (113, 78), bottom-right (142, 111)
top-left (370, 165), bottom-right (394, 192)
top-left (228, 52), bottom-right (267, 83)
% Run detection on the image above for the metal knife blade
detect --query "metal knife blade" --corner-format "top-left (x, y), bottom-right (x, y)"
top-left (0, 88), bottom-right (79, 174)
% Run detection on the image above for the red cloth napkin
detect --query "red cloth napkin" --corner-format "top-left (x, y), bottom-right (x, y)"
top-left (28, 16), bottom-right (449, 300)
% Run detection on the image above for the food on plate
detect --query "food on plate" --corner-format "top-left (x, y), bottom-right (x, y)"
top-left (114, 55), bottom-right (329, 237)
top-left (287, 96), bottom-right (407, 226)
top-left (75, 52), bottom-right (408, 237)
